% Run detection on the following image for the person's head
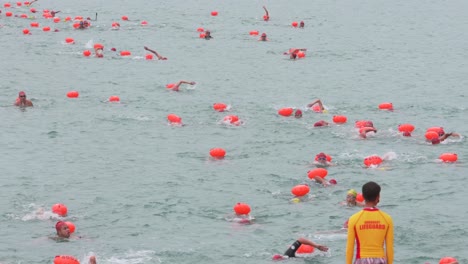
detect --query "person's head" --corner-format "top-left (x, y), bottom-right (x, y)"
top-left (299, 21), bottom-right (304, 28)
top-left (55, 221), bottom-right (70, 238)
top-left (362, 181), bottom-right (381, 203)
top-left (364, 121), bottom-right (374, 127)
top-left (402, 131), bottom-right (411, 137)
top-left (346, 189), bottom-right (357, 205)
top-left (314, 120), bottom-right (328, 127)
top-left (316, 152), bottom-right (327, 163)
top-left (18, 91), bottom-right (26, 101)
top-left (260, 33), bottom-right (267, 41)
top-left (205, 30), bottom-right (211, 36)
top-left (294, 109), bottom-right (302, 118)
top-left (329, 179), bottom-right (337, 185)
top-left (431, 138), bottom-right (441, 145)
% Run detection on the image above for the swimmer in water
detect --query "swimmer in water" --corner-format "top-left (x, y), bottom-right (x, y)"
top-left (95, 47), bottom-right (103, 58)
top-left (27, 0), bottom-right (38, 6)
top-left (287, 48), bottom-right (307, 59)
top-left (78, 20), bottom-right (90, 29)
top-left (312, 176), bottom-right (337, 187)
top-left (272, 237), bottom-right (328, 260)
top-left (314, 120), bottom-right (330, 127)
top-left (307, 99), bottom-right (325, 112)
top-left (294, 109), bottom-right (302, 118)
top-left (341, 189), bottom-right (364, 207)
top-left (53, 221), bottom-right (70, 239)
top-left (259, 33), bottom-right (268, 41)
top-left (14, 91), bottom-right (33, 107)
top-left (50, 10), bottom-right (60, 17)
top-left (144, 46), bottom-right (167, 60)
top-left (431, 132), bottom-right (460, 145)
top-left (299, 21), bottom-right (305, 28)
top-left (314, 152), bottom-right (332, 167)
top-left (170, 81), bottom-right (196, 92)
top-left (262, 6), bottom-right (269, 21)
top-left (204, 30), bottom-right (213, 40)
top-left (359, 127), bottom-right (377, 138)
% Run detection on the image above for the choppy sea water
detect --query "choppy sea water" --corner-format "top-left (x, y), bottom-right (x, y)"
top-left (1, 0), bottom-right (467, 263)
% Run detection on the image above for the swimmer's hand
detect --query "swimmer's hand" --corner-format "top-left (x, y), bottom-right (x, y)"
top-left (144, 46), bottom-right (149, 50)
top-left (316, 245), bottom-right (328, 252)
top-left (189, 82), bottom-right (196, 85)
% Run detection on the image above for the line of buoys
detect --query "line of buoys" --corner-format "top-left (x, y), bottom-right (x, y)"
top-left (120, 50), bottom-right (131, 56)
top-left (363, 155), bottom-right (383, 167)
top-left (315, 153), bottom-right (332, 162)
top-left (53, 255), bottom-right (80, 264)
top-left (296, 244), bottom-right (314, 254)
top-left (213, 103), bottom-right (227, 112)
top-left (211, 11), bottom-right (218, 16)
top-left (67, 91), bottom-right (79, 98)
top-left (439, 153), bottom-right (457, 163)
top-left (83, 50), bottom-right (91, 57)
top-left (210, 148), bottom-right (226, 159)
top-left (167, 114), bottom-right (182, 124)
top-left (332, 115), bottom-right (347, 124)
top-left (52, 203), bottom-right (68, 216)
top-left (109, 96), bottom-right (120, 102)
top-left (65, 221), bottom-right (76, 233)
top-left (291, 184), bottom-right (309, 197)
top-left (307, 168), bottom-right (328, 179)
top-left (233, 202), bottom-right (250, 215)
top-left (356, 193), bottom-right (364, 202)
top-left (278, 107), bottom-right (293, 117)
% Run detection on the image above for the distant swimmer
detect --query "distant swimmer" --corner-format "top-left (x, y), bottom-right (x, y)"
top-left (359, 127), bottom-right (377, 139)
top-left (314, 120), bottom-right (330, 127)
top-left (284, 48), bottom-right (307, 59)
top-left (259, 33), bottom-right (268, 41)
top-left (204, 30), bottom-right (213, 40)
top-left (307, 99), bottom-right (325, 112)
top-left (294, 109), bottom-right (302, 118)
top-left (170, 81), bottom-right (196, 92)
top-left (431, 132), bottom-right (460, 144)
top-left (341, 189), bottom-right (364, 207)
top-left (144, 46), bottom-right (167, 60)
top-left (94, 46), bottom-right (103, 58)
top-left (78, 20), bottom-right (90, 29)
top-left (27, 0), bottom-right (38, 6)
top-left (14, 91), bottom-right (33, 107)
top-left (50, 11), bottom-right (60, 17)
top-left (262, 6), bottom-right (269, 21)
top-left (272, 237), bottom-right (328, 260)
top-left (314, 152), bottom-right (332, 167)
top-left (299, 21), bottom-right (305, 28)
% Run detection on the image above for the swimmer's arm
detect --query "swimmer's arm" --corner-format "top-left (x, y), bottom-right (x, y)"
top-left (297, 238), bottom-right (328, 252)
top-left (28, 0), bottom-right (38, 6)
top-left (173, 81), bottom-right (196, 91)
top-left (313, 176), bottom-right (329, 186)
top-left (263, 6), bottom-right (269, 16)
top-left (307, 99), bottom-right (323, 110)
top-left (143, 46), bottom-right (166, 60)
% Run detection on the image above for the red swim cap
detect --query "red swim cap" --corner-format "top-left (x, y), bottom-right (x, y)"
top-left (314, 120), bottom-right (327, 127)
top-left (55, 221), bottom-right (67, 231)
top-left (294, 109), bottom-right (302, 118)
top-left (329, 179), bottom-right (337, 185)
top-left (432, 138), bottom-right (441, 145)
top-left (19, 91), bottom-right (26, 96)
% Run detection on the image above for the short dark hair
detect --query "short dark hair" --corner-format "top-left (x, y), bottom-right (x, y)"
top-left (362, 181), bottom-right (381, 202)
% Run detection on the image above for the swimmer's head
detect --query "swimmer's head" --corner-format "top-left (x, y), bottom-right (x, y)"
top-left (111, 48), bottom-right (116, 52)
top-left (347, 189), bottom-right (357, 197)
top-left (299, 21), bottom-right (304, 27)
top-left (314, 120), bottom-right (327, 127)
top-left (346, 189), bottom-right (357, 205)
top-left (402, 131), bottom-right (411, 137)
top-left (294, 109), bottom-right (302, 118)
top-left (316, 152), bottom-right (327, 163)
top-left (55, 221), bottom-right (70, 238)
top-left (19, 91), bottom-right (26, 98)
top-left (329, 179), bottom-right (337, 185)
top-left (431, 138), bottom-right (441, 145)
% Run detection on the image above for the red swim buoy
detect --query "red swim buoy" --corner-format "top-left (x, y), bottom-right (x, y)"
top-left (6, 11), bottom-right (13, 17)
top-left (196, 27), bottom-right (204, 32)
top-left (4, 3), bottom-right (11, 7)
top-left (398, 123), bottom-right (415, 133)
top-left (72, 23), bottom-right (80, 29)
top-left (53, 17), bottom-right (60, 23)
top-left (296, 244), bottom-right (314, 254)
top-left (425, 131), bottom-right (439, 140)
top-left (297, 51), bottom-right (305, 58)
top-left (53, 255), bottom-right (80, 264)
top-left (199, 33), bottom-right (206, 38)
top-left (311, 104), bottom-right (321, 113)
top-left (378, 102), bottom-right (393, 110)
top-left (211, 11), bottom-right (218, 16)
top-left (64, 16), bottom-right (71, 21)
top-left (121, 15), bottom-right (128, 21)
top-left (120, 50), bottom-right (131, 56)
top-left (249, 30), bottom-right (259, 36)
top-left (167, 114), bottom-right (182, 124)
top-left (233, 203), bottom-right (251, 215)
top-left (16, 1), bottom-right (22, 6)
top-left (140, 20), bottom-right (148, 26)
top-left (291, 21), bottom-right (298, 27)
top-left (109, 96), bottom-right (120, 102)
top-left (356, 193), bottom-right (364, 202)
top-left (67, 91), bottom-right (79, 98)
top-left (333, 115), bottom-right (347, 124)
top-left (315, 153), bottom-right (332, 162)
top-left (213, 103), bottom-right (227, 112)
top-left (65, 37), bottom-right (75, 44)
top-left (93, 43), bottom-right (104, 50)
top-left (51, 203), bottom-right (68, 216)
top-left (29, 8), bottom-right (36, 13)
top-left (22, 28), bottom-right (30, 35)
top-left (210, 148), bottom-right (226, 159)
top-left (74, 16), bottom-right (83, 21)
top-left (20, 13), bottom-right (28, 18)
top-left (278, 107), bottom-right (293, 117)
top-left (363, 155), bottom-right (383, 167)
top-left (223, 115), bottom-right (239, 124)
top-left (145, 54), bottom-right (153, 60)
top-left (439, 257), bottom-right (458, 264)
top-left (65, 221), bottom-right (75, 233)
top-left (291, 184), bottom-right (310, 197)
top-left (426, 126), bottom-right (445, 136)
top-left (307, 168), bottom-right (328, 179)
top-left (439, 153), bottom-right (457, 163)
top-left (30, 22), bottom-right (39, 27)
top-left (43, 26), bottom-right (51, 32)
top-left (83, 50), bottom-right (91, 57)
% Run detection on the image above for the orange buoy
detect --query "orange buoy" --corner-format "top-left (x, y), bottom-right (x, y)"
top-left (145, 54), bottom-right (153, 60)
top-left (398, 123), bottom-right (415, 133)
top-left (22, 28), bottom-right (30, 35)
top-left (439, 257), bottom-right (458, 264)
top-left (233, 203), bottom-right (251, 215)
top-left (53, 255), bottom-right (80, 264)
top-left (425, 131), bottom-right (439, 140)
top-left (6, 11), bottom-right (13, 17)
top-left (53, 17), bottom-right (60, 23)
top-left (439, 153), bottom-right (457, 163)
top-left (291, 21), bottom-right (298, 27)
top-left (43, 13), bottom-right (52, 19)
top-left (356, 193), bottom-right (364, 202)
top-left (20, 13), bottom-right (28, 18)
top-left (43, 26), bottom-right (51, 32)
top-left (213, 103), bottom-right (227, 112)
top-left (210, 148), bottom-right (226, 159)
top-left (307, 168), bottom-right (328, 179)
top-left (211, 11), bottom-right (218, 16)
top-left (297, 51), bottom-right (305, 58)
top-left (249, 30), bottom-right (259, 36)
top-left (83, 50), bottom-right (91, 57)
top-left (30, 22), bottom-right (39, 27)
top-left (196, 27), bottom-right (204, 32)
top-left (74, 16), bottom-right (83, 21)
top-left (427, 126), bottom-right (445, 136)
top-left (121, 15), bottom-right (129, 21)
top-left (333, 115), bottom-right (347, 124)
top-left (120, 50), bottom-right (131, 56)
top-left (67, 91), bottom-right (79, 98)
top-left (29, 8), bottom-right (36, 13)
top-left (223, 115), bottom-right (239, 124)
top-left (65, 37), bottom-right (75, 44)
top-left (17, 1), bottom-right (22, 6)
top-left (65, 221), bottom-right (75, 233)
top-left (93, 43), bottom-right (104, 50)
top-left (363, 155), bottom-right (383, 167)
top-left (166, 83), bottom-right (175, 89)
top-left (64, 16), bottom-right (72, 21)
top-left (51, 203), bottom-right (68, 216)
top-left (278, 107), bottom-right (293, 117)
top-left (72, 23), bottom-right (80, 29)
top-left (167, 114), bottom-right (182, 124)
top-left (315, 153), bottom-right (332, 162)
top-left (199, 33), bottom-right (206, 38)
top-left (296, 244), bottom-right (314, 254)
top-left (378, 102), bottom-right (393, 110)
top-left (311, 104), bottom-right (321, 113)
top-left (141, 20), bottom-right (148, 26)
top-left (4, 3), bottom-right (11, 7)
top-left (109, 96), bottom-right (120, 102)
top-left (291, 184), bottom-right (310, 197)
